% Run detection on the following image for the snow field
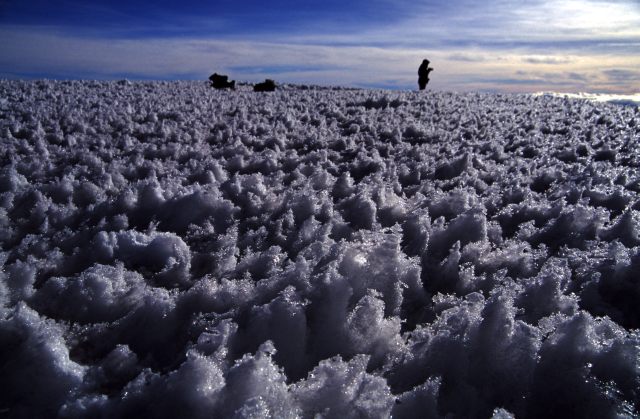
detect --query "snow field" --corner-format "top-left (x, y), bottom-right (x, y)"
top-left (1, 80), bottom-right (639, 418)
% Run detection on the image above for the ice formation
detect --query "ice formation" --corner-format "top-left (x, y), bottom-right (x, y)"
top-left (1, 80), bottom-right (639, 418)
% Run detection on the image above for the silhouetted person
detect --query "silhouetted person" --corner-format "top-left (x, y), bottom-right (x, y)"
top-left (209, 73), bottom-right (235, 89)
top-left (254, 79), bottom-right (276, 92)
top-left (418, 59), bottom-right (434, 90)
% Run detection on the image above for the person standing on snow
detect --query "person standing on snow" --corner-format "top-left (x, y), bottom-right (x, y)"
top-left (418, 59), bottom-right (434, 90)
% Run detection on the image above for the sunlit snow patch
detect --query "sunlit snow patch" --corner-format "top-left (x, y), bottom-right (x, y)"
top-left (534, 91), bottom-right (640, 107)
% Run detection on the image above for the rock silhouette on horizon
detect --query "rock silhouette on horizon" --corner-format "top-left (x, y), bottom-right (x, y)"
top-left (209, 73), bottom-right (235, 89)
top-left (254, 79), bottom-right (277, 92)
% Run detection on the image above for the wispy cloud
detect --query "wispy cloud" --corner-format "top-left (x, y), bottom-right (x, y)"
top-left (446, 54), bottom-right (490, 63)
top-left (567, 72), bottom-right (588, 82)
top-left (522, 56), bottom-right (572, 65)
top-left (602, 69), bottom-right (640, 82)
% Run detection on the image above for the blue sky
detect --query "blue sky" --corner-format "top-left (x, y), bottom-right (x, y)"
top-left (0, 0), bottom-right (639, 92)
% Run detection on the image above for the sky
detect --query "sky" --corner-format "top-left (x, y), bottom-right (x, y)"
top-left (0, 0), bottom-right (639, 92)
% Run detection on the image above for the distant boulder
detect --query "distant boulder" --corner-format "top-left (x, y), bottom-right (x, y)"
top-left (209, 73), bottom-right (235, 89)
top-left (254, 79), bottom-right (276, 92)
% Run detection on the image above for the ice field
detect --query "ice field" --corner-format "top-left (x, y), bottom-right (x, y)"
top-left (1, 80), bottom-right (639, 418)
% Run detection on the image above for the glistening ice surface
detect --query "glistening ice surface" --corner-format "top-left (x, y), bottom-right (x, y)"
top-left (1, 80), bottom-right (639, 418)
